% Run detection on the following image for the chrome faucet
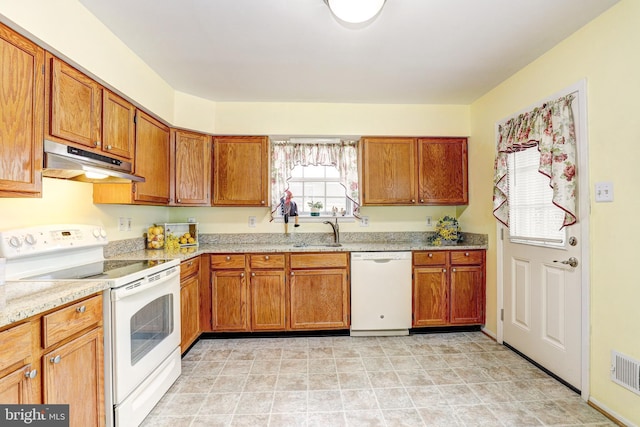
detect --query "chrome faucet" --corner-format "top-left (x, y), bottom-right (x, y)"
top-left (323, 218), bottom-right (340, 245)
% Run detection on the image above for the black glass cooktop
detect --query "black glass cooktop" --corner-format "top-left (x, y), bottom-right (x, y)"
top-left (24, 259), bottom-right (172, 281)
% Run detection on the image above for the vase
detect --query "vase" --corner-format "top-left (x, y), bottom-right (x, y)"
top-left (310, 207), bottom-right (320, 216)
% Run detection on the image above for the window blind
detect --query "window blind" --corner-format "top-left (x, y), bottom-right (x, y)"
top-left (507, 149), bottom-right (565, 246)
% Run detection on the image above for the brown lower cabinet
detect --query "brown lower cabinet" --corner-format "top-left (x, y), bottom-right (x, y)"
top-left (0, 294), bottom-right (105, 426)
top-left (205, 252), bottom-right (349, 332)
top-left (413, 250), bottom-right (485, 327)
top-left (180, 257), bottom-right (201, 353)
top-left (288, 253), bottom-right (350, 330)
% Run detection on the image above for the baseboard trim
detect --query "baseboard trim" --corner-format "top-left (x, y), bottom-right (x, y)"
top-left (588, 397), bottom-right (637, 427)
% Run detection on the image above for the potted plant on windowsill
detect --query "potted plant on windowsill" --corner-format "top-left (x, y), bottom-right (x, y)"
top-left (307, 201), bottom-right (323, 216)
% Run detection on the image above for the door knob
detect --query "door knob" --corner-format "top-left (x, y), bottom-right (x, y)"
top-left (554, 257), bottom-right (578, 268)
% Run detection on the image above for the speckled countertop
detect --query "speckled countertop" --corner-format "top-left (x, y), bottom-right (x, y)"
top-left (0, 279), bottom-right (108, 329)
top-left (0, 231), bottom-right (487, 329)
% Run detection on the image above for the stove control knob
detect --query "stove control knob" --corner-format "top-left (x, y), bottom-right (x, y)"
top-left (24, 234), bottom-right (37, 246)
top-left (9, 236), bottom-right (22, 248)
top-left (100, 228), bottom-right (107, 239)
top-left (92, 228), bottom-right (100, 238)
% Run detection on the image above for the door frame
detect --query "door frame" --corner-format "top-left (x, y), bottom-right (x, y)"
top-left (495, 79), bottom-right (591, 400)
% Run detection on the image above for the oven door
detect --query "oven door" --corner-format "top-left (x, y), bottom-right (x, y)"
top-left (110, 266), bottom-right (181, 403)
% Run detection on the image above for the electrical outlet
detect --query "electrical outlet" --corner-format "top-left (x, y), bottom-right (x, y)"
top-left (360, 216), bottom-right (369, 227)
top-left (248, 216), bottom-right (257, 228)
top-left (118, 217), bottom-right (126, 232)
top-left (187, 217), bottom-right (196, 223)
top-left (426, 216), bottom-right (433, 227)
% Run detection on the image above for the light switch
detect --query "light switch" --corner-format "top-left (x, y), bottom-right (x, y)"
top-left (595, 182), bottom-right (614, 202)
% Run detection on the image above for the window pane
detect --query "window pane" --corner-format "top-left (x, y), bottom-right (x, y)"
top-left (508, 149), bottom-right (565, 246)
top-left (290, 165), bottom-right (304, 178)
top-left (325, 166), bottom-right (340, 178)
top-left (326, 182), bottom-right (345, 197)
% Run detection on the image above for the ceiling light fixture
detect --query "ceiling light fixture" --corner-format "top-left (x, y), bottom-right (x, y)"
top-left (325, 0), bottom-right (386, 25)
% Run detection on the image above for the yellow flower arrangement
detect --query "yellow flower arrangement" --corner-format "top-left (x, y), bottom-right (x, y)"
top-left (428, 216), bottom-right (462, 246)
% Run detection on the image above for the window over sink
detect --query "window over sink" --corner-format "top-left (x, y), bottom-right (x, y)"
top-left (270, 137), bottom-right (359, 220)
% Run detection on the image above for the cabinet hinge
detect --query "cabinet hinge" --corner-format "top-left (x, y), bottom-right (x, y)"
top-left (500, 228), bottom-right (504, 241)
top-left (500, 308), bottom-right (504, 321)
top-left (42, 64), bottom-right (45, 75)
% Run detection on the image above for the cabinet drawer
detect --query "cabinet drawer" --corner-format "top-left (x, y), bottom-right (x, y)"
top-left (0, 322), bottom-right (32, 372)
top-left (180, 256), bottom-right (200, 280)
top-left (42, 295), bottom-right (102, 348)
top-left (450, 250), bottom-right (484, 265)
top-left (250, 254), bottom-right (285, 269)
top-left (210, 254), bottom-right (246, 269)
top-left (290, 253), bottom-right (348, 269)
top-left (413, 251), bottom-right (447, 266)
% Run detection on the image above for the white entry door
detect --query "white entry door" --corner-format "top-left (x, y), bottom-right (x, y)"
top-left (502, 222), bottom-right (582, 390)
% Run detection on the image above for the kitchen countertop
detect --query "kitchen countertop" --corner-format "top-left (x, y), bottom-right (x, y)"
top-left (1, 232), bottom-right (488, 329)
top-left (0, 279), bottom-right (109, 329)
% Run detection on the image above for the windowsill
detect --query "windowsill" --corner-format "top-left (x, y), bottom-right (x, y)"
top-left (273, 215), bottom-right (355, 223)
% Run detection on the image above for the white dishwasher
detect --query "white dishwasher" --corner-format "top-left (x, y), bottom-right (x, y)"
top-left (350, 252), bottom-right (412, 336)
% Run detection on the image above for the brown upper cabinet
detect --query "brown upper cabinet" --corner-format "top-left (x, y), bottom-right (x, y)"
top-left (212, 136), bottom-right (269, 206)
top-left (360, 137), bottom-right (468, 205)
top-left (0, 24), bottom-right (44, 198)
top-left (171, 130), bottom-right (212, 206)
top-left (45, 54), bottom-right (135, 162)
top-left (102, 89), bottom-right (136, 161)
top-left (93, 111), bottom-right (171, 205)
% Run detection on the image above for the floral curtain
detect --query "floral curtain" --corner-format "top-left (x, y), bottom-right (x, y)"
top-left (270, 138), bottom-right (360, 220)
top-left (493, 93), bottom-right (577, 229)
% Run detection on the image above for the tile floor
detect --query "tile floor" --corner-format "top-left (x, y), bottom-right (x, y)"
top-left (142, 332), bottom-right (617, 426)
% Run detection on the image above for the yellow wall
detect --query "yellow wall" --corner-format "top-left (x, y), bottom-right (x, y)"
top-left (470, 0), bottom-right (640, 422)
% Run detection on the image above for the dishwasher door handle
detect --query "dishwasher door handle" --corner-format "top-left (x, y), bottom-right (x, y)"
top-left (371, 259), bottom-right (393, 263)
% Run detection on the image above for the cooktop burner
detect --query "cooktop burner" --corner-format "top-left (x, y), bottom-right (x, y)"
top-left (23, 259), bottom-right (173, 281)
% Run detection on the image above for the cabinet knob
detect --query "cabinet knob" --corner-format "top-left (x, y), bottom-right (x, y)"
top-left (452, 268), bottom-right (457, 272)
top-left (442, 268), bottom-right (446, 273)
top-left (265, 255), bottom-right (270, 260)
top-left (251, 272), bottom-right (255, 277)
top-left (290, 272), bottom-right (295, 276)
top-left (465, 252), bottom-right (469, 256)
top-left (50, 355), bottom-right (61, 364)
top-left (419, 199), bottom-right (424, 203)
top-left (411, 199), bottom-right (416, 203)
top-left (95, 141), bottom-right (101, 147)
top-left (177, 199), bottom-right (182, 203)
top-left (428, 253), bottom-right (433, 258)
top-left (25, 369), bottom-right (37, 379)
top-left (106, 145), bottom-right (112, 150)
top-left (240, 272), bottom-right (244, 277)
top-left (261, 200), bottom-right (265, 204)
top-left (76, 305), bottom-right (86, 313)
top-left (225, 256), bottom-right (231, 261)
top-left (187, 261), bottom-right (193, 267)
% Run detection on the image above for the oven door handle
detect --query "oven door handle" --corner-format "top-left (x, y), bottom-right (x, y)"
top-left (111, 267), bottom-right (179, 301)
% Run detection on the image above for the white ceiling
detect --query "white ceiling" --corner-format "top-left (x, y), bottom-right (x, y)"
top-left (79, 0), bottom-right (618, 105)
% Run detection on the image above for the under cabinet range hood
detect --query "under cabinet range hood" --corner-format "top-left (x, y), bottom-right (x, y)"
top-left (43, 140), bottom-right (145, 183)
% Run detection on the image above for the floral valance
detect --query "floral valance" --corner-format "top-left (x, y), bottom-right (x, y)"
top-left (493, 94), bottom-right (577, 229)
top-left (270, 138), bottom-right (360, 220)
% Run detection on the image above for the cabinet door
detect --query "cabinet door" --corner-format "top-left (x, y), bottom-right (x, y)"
top-left (250, 270), bottom-right (286, 331)
top-left (102, 90), bottom-right (135, 160)
top-left (413, 267), bottom-right (448, 326)
top-left (43, 327), bottom-right (105, 427)
top-left (211, 270), bottom-right (249, 331)
top-left (173, 130), bottom-right (211, 205)
top-left (360, 137), bottom-right (417, 205)
top-left (0, 365), bottom-right (37, 404)
top-left (450, 266), bottom-right (484, 324)
top-left (133, 110), bottom-right (171, 204)
top-left (212, 136), bottom-right (268, 206)
top-left (418, 138), bottom-right (468, 205)
top-left (47, 54), bottom-right (102, 149)
top-left (0, 24), bottom-right (44, 197)
top-left (289, 269), bottom-right (349, 330)
top-left (181, 275), bottom-right (200, 353)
